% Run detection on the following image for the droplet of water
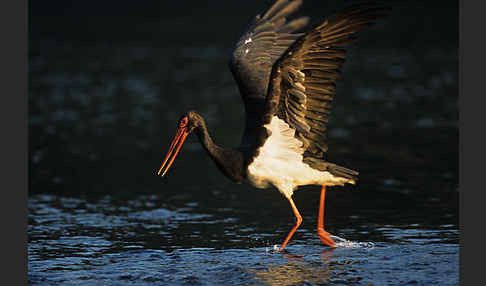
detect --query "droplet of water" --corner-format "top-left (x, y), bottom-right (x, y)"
top-left (265, 245), bottom-right (280, 253)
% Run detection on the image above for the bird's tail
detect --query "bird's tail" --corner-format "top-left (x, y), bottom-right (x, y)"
top-left (327, 163), bottom-right (359, 182)
top-left (303, 157), bottom-right (359, 182)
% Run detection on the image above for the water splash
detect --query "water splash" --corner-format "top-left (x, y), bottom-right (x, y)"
top-left (331, 235), bottom-right (375, 249)
top-left (264, 237), bottom-right (376, 253)
top-left (264, 245), bottom-right (281, 253)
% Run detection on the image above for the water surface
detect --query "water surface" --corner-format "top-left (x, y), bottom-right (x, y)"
top-left (29, 191), bottom-right (458, 285)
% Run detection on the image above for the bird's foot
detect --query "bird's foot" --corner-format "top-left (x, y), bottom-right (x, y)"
top-left (317, 228), bottom-right (336, 248)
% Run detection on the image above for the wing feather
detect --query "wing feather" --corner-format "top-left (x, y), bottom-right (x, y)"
top-left (229, 0), bottom-right (310, 148)
top-left (259, 1), bottom-right (389, 161)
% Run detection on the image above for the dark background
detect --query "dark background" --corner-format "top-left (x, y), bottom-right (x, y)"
top-left (28, 0), bottom-right (458, 222)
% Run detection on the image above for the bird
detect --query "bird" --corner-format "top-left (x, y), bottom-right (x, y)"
top-left (157, 0), bottom-right (388, 250)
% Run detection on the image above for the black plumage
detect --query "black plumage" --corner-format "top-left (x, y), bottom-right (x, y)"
top-left (251, 1), bottom-right (389, 178)
top-left (229, 0), bottom-right (310, 149)
top-left (159, 0), bottom-right (389, 250)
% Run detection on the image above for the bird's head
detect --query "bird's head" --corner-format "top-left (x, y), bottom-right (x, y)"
top-left (157, 111), bottom-right (202, 177)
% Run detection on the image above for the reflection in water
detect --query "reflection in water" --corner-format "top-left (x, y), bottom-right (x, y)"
top-left (251, 251), bottom-right (336, 286)
top-left (252, 261), bottom-right (332, 286)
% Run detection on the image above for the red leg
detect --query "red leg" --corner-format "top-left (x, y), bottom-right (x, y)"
top-left (317, 186), bottom-right (336, 247)
top-left (280, 196), bottom-right (303, 251)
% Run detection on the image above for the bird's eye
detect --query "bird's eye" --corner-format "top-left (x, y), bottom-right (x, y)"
top-left (179, 117), bottom-right (188, 128)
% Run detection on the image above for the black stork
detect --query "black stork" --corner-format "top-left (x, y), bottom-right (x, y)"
top-left (157, 0), bottom-right (388, 250)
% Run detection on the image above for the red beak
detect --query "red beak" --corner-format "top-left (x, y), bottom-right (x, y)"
top-left (157, 121), bottom-right (190, 177)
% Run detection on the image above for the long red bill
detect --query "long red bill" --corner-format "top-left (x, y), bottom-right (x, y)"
top-left (157, 127), bottom-right (190, 176)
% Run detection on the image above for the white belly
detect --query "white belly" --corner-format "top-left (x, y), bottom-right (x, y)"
top-left (247, 116), bottom-right (351, 198)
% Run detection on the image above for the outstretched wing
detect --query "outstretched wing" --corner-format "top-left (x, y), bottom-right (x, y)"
top-left (259, 2), bottom-right (388, 168)
top-left (229, 0), bottom-right (310, 148)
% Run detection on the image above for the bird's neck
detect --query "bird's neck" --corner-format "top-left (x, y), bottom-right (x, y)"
top-left (195, 123), bottom-right (221, 157)
top-left (195, 122), bottom-right (245, 183)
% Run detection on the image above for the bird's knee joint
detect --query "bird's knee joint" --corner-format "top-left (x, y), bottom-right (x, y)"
top-left (296, 216), bottom-right (303, 225)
